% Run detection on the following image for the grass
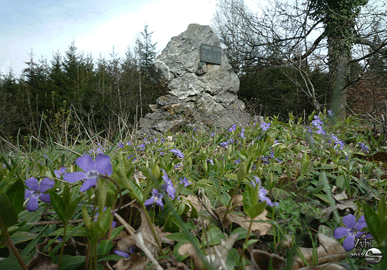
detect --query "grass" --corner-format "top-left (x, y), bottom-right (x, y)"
top-left (0, 110), bottom-right (386, 270)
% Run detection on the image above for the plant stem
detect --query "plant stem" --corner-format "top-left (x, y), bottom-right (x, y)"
top-left (239, 218), bottom-right (253, 267)
top-left (142, 205), bottom-right (162, 251)
top-left (58, 221), bottom-right (67, 269)
top-left (0, 222), bottom-right (28, 270)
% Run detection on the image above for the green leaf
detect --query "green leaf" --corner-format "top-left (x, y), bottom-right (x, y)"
top-left (92, 220), bottom-right (106, 240)
top-left (49, 226), bottom-right (87, 237)
top-left (0, 252), bottom-right (32, 269)
top-left (300, 157), bottom-right (310, 177)
top-left (97, 178), bottom-right (108, 212)
top-left (21, 224), bottom-right (51, 256)
top-left (189, 202), bottom-right (199, 219)
top-left (0, 164), bottom-right (18, 194)
top-left (98, 240), bottom-right (114, 255)
top-left (202, 226), bottom-right (225, 246)
top-left (111, 226), bottom-right (124, 240)
top-left (97, 254), bottom-right (122, 262)
top-left (48, 190), bottom-right (65, 222)
top-left (3, 231), bottom-right (37, 249)
top-left (245, 201), bottom-right (266, 219)
top-left (314, 193), bottom-right (330, 204)
top-left (220, 191), bottom-right (231, 207)
top-left (82, 205), bottom-right (92, 231)
top-left (6, 178), bottom-right (24, 215)
top-left (166, 232), bottom-right (189, 242)
top-left (336, 175), bottom-right (345, 189)
top-left (98, 207), bottom-right (112, 234)
top-left (231, 227), bottom-right (250, 240)
top-left (378, 194), bottom-right (387, 222)
top-left (226, 248), bottom-right (239, 270)
top-left (363, 202), bottom-right (382, 245)
top-left (60, 255), bottom-right (86, 270)
top-left (123, 178), bottom-right (144, 203)
top-left (177, 201), bottom-right (186, 216)
top-left (224, 174), bottom-right (238, 181)
top-left (0, 192), bottom-right (18, 228)
top-left (237, 162), bottom-right (247, 185)
top-left (243, 184), bottom-right (258, 208)
top-left (63, 196), bottom-right (81, 222)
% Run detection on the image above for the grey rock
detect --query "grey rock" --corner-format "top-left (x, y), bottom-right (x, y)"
top-left (253, 115), bottom-right (265, 126)
top-left (137, 23), bottom-right (253, 137)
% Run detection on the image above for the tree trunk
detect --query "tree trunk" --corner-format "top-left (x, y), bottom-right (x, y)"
top-left (327, 36), bottom-right (350, 120)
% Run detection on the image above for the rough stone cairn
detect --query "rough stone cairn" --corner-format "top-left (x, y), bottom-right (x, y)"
top-left (137, 23), bottom-right (252, 137)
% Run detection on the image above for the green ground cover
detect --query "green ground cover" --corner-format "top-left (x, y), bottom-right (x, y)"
top-left (0, 110), bottom-right (386, 269)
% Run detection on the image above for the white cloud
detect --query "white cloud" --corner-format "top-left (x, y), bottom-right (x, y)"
top-left (76, 0), bottom-right (217, 59)
top-left (2, 0), bottom-right (218, 77)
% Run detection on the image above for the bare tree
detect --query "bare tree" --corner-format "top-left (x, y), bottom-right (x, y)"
top-left (212, 0), bottom-right (387, 117)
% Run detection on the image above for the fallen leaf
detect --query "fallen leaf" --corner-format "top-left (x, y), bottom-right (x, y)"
top-left (113, 253), bottom-right (148, 270)
top-left (214, 206), bottom-right (272, 236)
top-left (204, 233), bottom-right (239, 270)
top-left (292, 233), bottom-right (346, 269)
top-left (178, 242), bottom-right (204, 269)
top-left (178, 233), bottom-right (239, 270)
top-left (250, 249), bottom-right (286, 270)
top-left (114, 204), bottom-right (173, 260)
top-left (297, 263), bottom-right (346, 270)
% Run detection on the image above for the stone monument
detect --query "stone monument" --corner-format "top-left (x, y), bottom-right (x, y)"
top-left (137, 23), bottom-right (252, 136)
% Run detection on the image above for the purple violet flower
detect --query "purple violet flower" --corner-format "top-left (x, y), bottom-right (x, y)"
top-left (180, 177), bottom-right (191, 187)
top-left (260, 121), bottom-right (271, 131)
top-left (161, 169), bottom-right (176, 199)
top-left (251, 176), bottom-right (278, 207)
top-left (315, 126), bottom-right (326, 135)
top-left (358, 142), bottom-right (369, 152)
top-left (170, 149), bottom-right (184, 158)
top-left (240, 128), bottom-right (246, 139)
top-left (144, 188), bottom-right (163, 209)
top-left (207, 158), bottom-right (214, 165)
top-left (334, 214), bottom-right (370, 251)
top-left (228, 124), bottom-right (237, 132)
top-left (312, 115), bottom-right (324, 126)
top-left (25, 177), bottom-right (55, 212)
top-left (219, 141), bottom-right (228, 148)
top-left (330, 134), bottom-right (345, 150)
top-left (138, 143), bottom-right (146, 151)
top-left (114, 250), bottom-right (130, 258)
top-left (54, 167), bottom-right (67, 178)
top-left (117, 142), bottom-right (124, 149)
top-left (63, 154), bottom-right (113, 192)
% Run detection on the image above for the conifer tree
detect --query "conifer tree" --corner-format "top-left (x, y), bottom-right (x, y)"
top-left (134, 24), bottom-right (161, 119)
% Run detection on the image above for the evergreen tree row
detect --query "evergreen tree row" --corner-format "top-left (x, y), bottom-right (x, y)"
top-left (1, 23), bottom-right (385, 148)
top-left (0, 25), bottom-right (164, 146)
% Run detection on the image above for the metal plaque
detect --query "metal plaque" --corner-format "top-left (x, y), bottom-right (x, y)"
top-left (200, 44), bottom-right (221, 65)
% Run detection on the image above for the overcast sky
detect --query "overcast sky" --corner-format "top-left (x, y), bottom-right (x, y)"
top-left (1, 0), bottom-right (223, 78)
